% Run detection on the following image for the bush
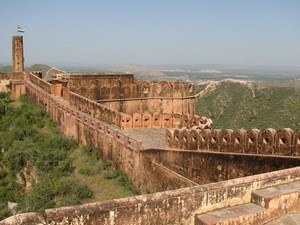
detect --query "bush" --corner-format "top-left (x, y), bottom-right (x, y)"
top-left (18, 176), bottom-right (92, 213)
top-left (0, 94), bottom-right (93, 216)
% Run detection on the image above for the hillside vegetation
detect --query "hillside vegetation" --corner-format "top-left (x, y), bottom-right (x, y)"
top-left (0, 94), bottom-right (138, 220)
top-left (196, 81), bottom-right (300, 130)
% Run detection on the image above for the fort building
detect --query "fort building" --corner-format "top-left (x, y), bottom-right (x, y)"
top-left (0, 36), bottom-right (299, 225)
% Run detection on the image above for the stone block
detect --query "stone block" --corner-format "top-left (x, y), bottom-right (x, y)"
top-left (181, 114), bottom-right (191, 128)
top-left (219, 129), bottom-right (233, 152)
top-left (232, 129), bottom-right (247, 153)
top-left (182, 129), bottom-right (191, 150)
top-left (165, 129), bottom-right (174, 148)
top-left (245, 129), bottom-right (260, 154)
top-left (172, 113), bottom-right (182, 128)
top-left (121, 113), bottom-right (132, 130)
top-left (152, 112), bottom-right (161, 128)
top-left (195, 203), bottom-right (266, 225)
top-left (161, 113), bottom-right (173, 128)
top-left (142, 112), bottom-right (152, 128)
top-left (274, 128), bottom-right (293, 156)
top-left (132, 113), bottom-right (142, 129)
top-left (199, 129), bottom-right (210, 151)
top-left (190, 128), bottom-right (200, 150)
top-left (189, 115), bottom-right (200, 128)
top-left (209, 129), bottom-right (222, 152)
top-left (292, 130), bottom-right (300, 156)
top-left (111, 85), bottom-right (120, 99)
top-left (251, 180), bottom-right (300, 221)
top-left (121, 85), bottom-right (132, 98)
top-left (111, 110), bottom-right (118, 126)
top-left (259, 128), bottom-right (276, 155)
top-left (173, 128), bottom-right (183, 149)
top-left (161, 82), bottom-right (172, 97)
top-left (100, 86), bottom-right (110, 100)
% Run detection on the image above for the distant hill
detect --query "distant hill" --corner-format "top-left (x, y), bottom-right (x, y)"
top-left (26, 64), bottom-right (52, 74)
top-left (196, 80), bottom-right (300, 130)
top-left (0, 64), bottom-right (66, 80)
top-left (0, 64), bottom-right (51, 74)
top-left (26, 64), bottom-right (66, 80)
top-left (109, 63), bottom-right (166, 80)
top-left (0, 65), bottom-right (12, 72)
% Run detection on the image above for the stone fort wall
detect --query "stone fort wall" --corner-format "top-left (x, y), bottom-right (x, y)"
top-left (66, 73), bottom-right (194, 100)
top-left (166, 127), bottom-right (300, 156)
top-left (25, 75), bottom-right (300, 190)
top-left (2, 36), bottom-right (300, 225)
top-left (63, 73), bottom-right (195, 116)
top-left (68, 89), bottom-right (196, 129)
top-left (0, 72), bottom-right (299, 225)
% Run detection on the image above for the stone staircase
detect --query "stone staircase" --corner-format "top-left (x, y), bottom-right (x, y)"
top-left (195, 180), bottom-right (300, 225)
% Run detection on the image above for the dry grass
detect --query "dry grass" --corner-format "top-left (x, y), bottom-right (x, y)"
top-left (70, 147), bottom-right (136, 203)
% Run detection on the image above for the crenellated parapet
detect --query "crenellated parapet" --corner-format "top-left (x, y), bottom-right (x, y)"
top-left (166, 127), bottom-right (300, 156)
top-left (25, 81), bottom-right (143, 152)
top-left (120, 113), bottom-right (212, 130)
top-left (67, 77), bottom-right (194, 100)
top-left (69, 91), bottom-right (122, 128)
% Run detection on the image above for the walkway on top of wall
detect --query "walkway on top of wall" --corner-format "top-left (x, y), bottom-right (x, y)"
top-left (123, 128), bottom-right (166, 149)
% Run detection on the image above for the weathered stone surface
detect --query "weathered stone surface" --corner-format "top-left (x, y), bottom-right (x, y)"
top-left (195, 203), bottom-right (265, 225)
top-left (0, 212), bottom-right (45, 225)
top-left (246, 129), bottom-right (260, 154)
top-left (275, 128), bottom-right (293, 156)
top-left (259, 128), bottom-right (276, 155)
top-left (232, 129), bottom-right (247, 153)
top-left (12, 36), bottom-right (24, 72)
top-left (252, 180), bottom-right (300, 221)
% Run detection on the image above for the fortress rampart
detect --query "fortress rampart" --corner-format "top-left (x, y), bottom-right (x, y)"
top-left (64, 73), bottom-right (193, 100)
top-left (1, 36), bottom-right (300, 225)
top-left (15, 73), bottom-right (299, 224)
top-left (96, 95), bottom-right (195, 115)
top-left (23, 71), bottom-right (300, 188)
top-left (166, 128), bottom-right (300, 156)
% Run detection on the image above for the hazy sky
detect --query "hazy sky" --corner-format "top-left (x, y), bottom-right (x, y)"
top-left (1, 0), bottom-right (300, 67)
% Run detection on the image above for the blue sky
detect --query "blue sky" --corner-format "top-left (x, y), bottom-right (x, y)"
top-left (0, 0), bottom-right (299, 67)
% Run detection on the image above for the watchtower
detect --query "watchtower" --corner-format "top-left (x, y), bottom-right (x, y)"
top-left (12, 36), bottom-right (24, 72)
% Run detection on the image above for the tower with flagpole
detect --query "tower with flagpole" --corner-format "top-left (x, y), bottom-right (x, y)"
top-left (12, 26), bottom-right (25, 72)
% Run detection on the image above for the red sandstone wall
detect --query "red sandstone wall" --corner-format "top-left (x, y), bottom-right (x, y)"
top-left (68, 76), bottom-right (194, 101)
top-left (166, 128), bottom-right (300, 157)
top-left (45, 168), bottom-right (300, 224)
top-left (142, 148), bottom-right (300, 186)
top-left (69, 91), bottom-right (122, 127)
top-left (2, 167), bottom-right (299, 225)
top-left (67, 74), bottom-right (135, 100)
top-left (10, 80), bottom-right (26, 99)
top-left (28, 72), bottom-right (52, 94)
top-left (69, 91), bottom-right (196, 130)
top-left (25, 81), bottom-right (193, 192)
top-left (98, 96), bottom-right (195, 115)
top-left (1, 79), bottom-right (295, 225)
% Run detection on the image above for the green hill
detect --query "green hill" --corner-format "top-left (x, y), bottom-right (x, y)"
top-left (26, 64), bottom-right (51, 75)
top-left (196, 81), bottom-right (300, 130)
